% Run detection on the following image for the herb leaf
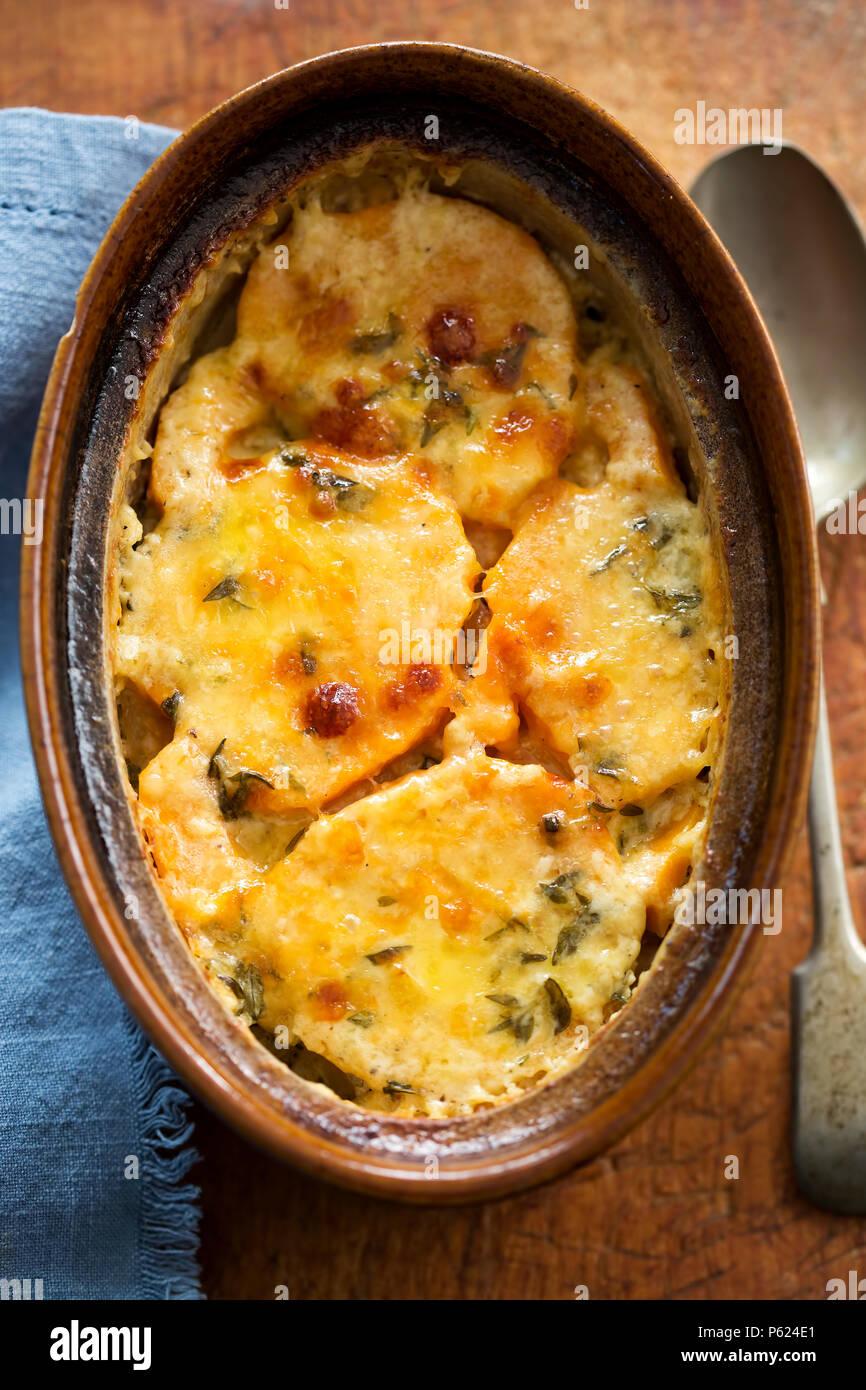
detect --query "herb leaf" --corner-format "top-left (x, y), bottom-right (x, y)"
top-left (208, 740), bottom-right (275, 820)
top-left (544, 977), bottom-right (572, 1034)
top-left (350, 312), bottom-right (402, 355)
top-left (278, 447), bottom-right (309, 468)
top-left (595, 759), bottom-right (626, 779)
top-left (551, 908), bottom-right (601, 965)
top-left (309, 469), bottom-right (375, 513)
top-left (203, 576), bottom-right (252, 609)
top-left (590, 543), bottom-right (628, 574)
top-left (220, 960), bottom-right (265, 1021)
top-left (161, 690), bottom-right (181, 722)
top-left (366, 944), bottom-right (412, 965)
top-left (511, 1010), bottom-right (535, 1043)
top-left (643, 584), bottom-right (702, 616)
top-left (207, 737), bottom-right (227, 777)
top-left (284, 824), bottom-right (309, 855)
top-left (538, 871), bottom-right (586, 905)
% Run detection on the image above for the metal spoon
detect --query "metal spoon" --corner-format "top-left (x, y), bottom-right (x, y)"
top-left (691, 143), bottom-right (866, 1212)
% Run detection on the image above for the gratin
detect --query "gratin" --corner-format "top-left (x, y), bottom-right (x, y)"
top-left (113, 175), bottom-right (724, 1118)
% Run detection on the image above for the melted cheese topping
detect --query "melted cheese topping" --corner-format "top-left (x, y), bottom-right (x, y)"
top-left (472, 471), bottom-right (722, 807)
top-left (116, 175), bottom-right (726, 1117)
top-left (230, 185), bottom-right (583, 527)
top-left (242, 749), bottom-right (644, 1113)
top-left (119, 443), bottom-right (478, 814)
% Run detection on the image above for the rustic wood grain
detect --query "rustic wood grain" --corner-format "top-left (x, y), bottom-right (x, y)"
top-left (6, 0), bottom-right (866, 1300)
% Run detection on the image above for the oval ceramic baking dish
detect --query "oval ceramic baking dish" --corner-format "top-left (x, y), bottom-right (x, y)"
top-left (21, 44), bottom-right (819, 1201)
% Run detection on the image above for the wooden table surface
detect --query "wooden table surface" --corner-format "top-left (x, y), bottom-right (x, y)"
top-left (6, 0), bottom-right (866, 1300)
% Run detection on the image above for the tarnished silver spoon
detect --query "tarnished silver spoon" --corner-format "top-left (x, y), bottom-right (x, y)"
top-left (692, 143), bottom-right (866, 1212)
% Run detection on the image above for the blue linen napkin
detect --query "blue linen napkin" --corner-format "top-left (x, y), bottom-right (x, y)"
top-left (0, 108), bottom-right (202, 1301)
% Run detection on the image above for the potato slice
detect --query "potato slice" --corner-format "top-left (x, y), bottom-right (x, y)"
top-left (232, 186), bottom-right (584, 526)
top-left (118, 443), bottom-right (479, 813)
top-left (468, 474), bottom-right (723, 808)
top-left (136, 734), bottom-right (262, 935)
top-left (149, 347), bottom-right (273, 514)
top-left (240, 748), bottom-right (645, 1114)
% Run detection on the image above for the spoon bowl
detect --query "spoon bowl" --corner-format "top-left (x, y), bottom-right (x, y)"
top-left (692, 144), bottom-right (866, 520)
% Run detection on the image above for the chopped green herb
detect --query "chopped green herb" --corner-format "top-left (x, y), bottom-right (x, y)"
top-left (161, 690), bottom-right (181, 722)
top-left (477, 338), bottom-right (529, 389)
top-left (486, 917), bottom-right (530, 940)
top-left (552, 909), bottom-right (601, 965)
top-left (366, 944), bottom-right (412, 965)
top-left (278, 447), bottom-right (309, 468)
top-left (350, 312), bottom-right (402, 355)
top-left (384, 1079), bottom-right (416, 1095)
top-left (203, 576), bottom-right (251, 608)
top-left (207, 737), bottom-right (227, 779)
top-left (284, 825), bottom-right (309, 855)
top-left (643, 584), bottom-right (702, 616)
top-left (486, 992), bottom-right (521, 1008)
top-left (595, 759), bottom-right (626, 779)
top-left (544, 977), bottom-right (572, 1034)
top-left (538, 871), bottom-right (586, 905)
top-left (220, 960), bottom-right (265, 1021)
top-left (208, 741), bottom-right (274, 819)
top-left (512, 1010), bottom-right (535, 1044)
top-left (309, 469), bottom-right (375, 512)
top-left (220, 769), bottom-right (274, 819)
top-left (420, 413), bottom-right (447, 448)
top-left (523, 380), bottom-right (557, 408)
top-left (590, 543), bottom-right (628, 574)
top-left (348, 1010), bottom-right (376, 1028)
top-left (632, 512), bottom-right (675, 548)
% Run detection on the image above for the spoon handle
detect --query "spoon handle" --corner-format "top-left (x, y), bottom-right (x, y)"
top-left (791, 667), bottom-right (866, 1212)
top-left (807, 672), bottom-right (862, 963)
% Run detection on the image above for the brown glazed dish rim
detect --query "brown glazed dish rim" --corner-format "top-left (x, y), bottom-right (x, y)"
top-left (21, 43), bottom-right (820, 1202)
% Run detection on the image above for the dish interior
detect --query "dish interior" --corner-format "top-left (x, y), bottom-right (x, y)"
top-left (109, 147), bottom-right (728, 1118)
